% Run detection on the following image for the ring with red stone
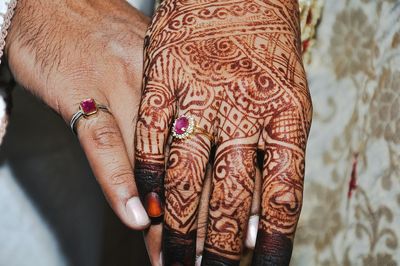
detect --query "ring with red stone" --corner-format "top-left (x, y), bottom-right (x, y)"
top-left (69, 98), bottom-right (111, 135)
top-left (172, 115), bottom-right (213, 142)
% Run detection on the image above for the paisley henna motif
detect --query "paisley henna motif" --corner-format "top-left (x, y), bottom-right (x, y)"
top-left (135, 0), bottom-right (312, 265)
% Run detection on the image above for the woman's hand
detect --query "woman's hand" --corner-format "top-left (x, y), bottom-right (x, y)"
top-left (135, 0), bottom-right (312, 265)
top-left (6, 0), bottom-right (151, 230)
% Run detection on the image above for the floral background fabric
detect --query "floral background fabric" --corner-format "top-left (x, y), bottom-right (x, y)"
top-left (292, 0), bottom-right (400, 265)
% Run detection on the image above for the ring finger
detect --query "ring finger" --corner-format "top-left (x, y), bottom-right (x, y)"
top-left (163, 111), bottom-right (214, 265)
top-left (202, 138), bottom-right (257, 265)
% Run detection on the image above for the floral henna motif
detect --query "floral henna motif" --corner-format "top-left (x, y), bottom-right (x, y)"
top-left (164, 137), bottom-right (212, 232)
top-left (135, 46), bottom-right (177, 219)
top-left (138, 0), bottom-right (312, 265)
top-left (203, 142), bottom-right (257, 262)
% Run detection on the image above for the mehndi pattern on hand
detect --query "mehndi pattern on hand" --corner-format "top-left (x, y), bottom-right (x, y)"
top-left (135, 1), bottom-right (313, 265)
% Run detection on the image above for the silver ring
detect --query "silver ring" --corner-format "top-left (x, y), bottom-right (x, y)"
top-left (69, 98), bottom-right (110, 135)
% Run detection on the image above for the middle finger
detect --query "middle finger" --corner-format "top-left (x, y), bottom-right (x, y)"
top-left (202, 139), bottom-right (257, 265)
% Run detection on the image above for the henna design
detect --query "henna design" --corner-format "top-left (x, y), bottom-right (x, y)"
top-left (135, 30), bottom-right (179, 218)
top-left (202, 249), bottom-right (240, 266)
top-left (203, 142), bottom-right (257, 264)
top-left (163, 224), bottom-right (197, 266)
top-left (134, 161), bottom-right (165, 219)
top-left (252, 231), bottom-right (293, 265)
top-left (137, 0), bottom-right (312, 264)
top-left (164, 136), bottom-right (212, 233)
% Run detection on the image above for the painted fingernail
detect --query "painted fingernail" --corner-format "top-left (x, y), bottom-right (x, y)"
top-left (245, 215), bottom-right (259, 249)
top-left (126, 197), bottom-right (150, 227)
top-left (145, 192), bottom-right (163, 218)
top-left (195, 255), bottom-right (202, 266)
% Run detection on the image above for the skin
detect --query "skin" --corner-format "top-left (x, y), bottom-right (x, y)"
top-left (5, 1), bottom-right (259, 264)
top-left (5, 0), bottom-right (165, 263)
top-left (135, 0), bottom-right (312, 265)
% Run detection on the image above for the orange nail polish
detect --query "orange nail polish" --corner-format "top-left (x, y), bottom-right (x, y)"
top-left (145, 192), bottom-right (163, 218)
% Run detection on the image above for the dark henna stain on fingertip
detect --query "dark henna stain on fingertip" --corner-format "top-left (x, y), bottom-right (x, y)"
top-left (201, 250), bottom-right (240, 266)
top-left (163, 225), bottom-right (197, 266)
top-left (252, 231), bottom-right (293, 266)
top-left (134, 161), bottom-right (165, 218)
top-left (134, 162), bottom-right (164, 194)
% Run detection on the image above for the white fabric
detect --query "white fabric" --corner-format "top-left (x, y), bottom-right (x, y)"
top-left (291, 0), bottom-right (400, 264)
top-left (0, 0), bottom-right (17, 64)
top-left (0, 1), bottom-right (154, 265)
top-left (0, 165), bottom-right (66, 266)
top-left (127, 0), bottom-right (154, 17)
top-left (0, 0), bottom-right (17, 143)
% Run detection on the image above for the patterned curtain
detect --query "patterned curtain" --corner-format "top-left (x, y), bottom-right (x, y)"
top-left (293, 0), bottom-right (400, 265)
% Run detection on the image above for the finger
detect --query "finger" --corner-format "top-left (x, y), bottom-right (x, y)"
top-left (109, 84), bottom-right (141, 164)
top-left (134, 72), bottom-right (176, 219)
top-left (244, 165), bottom-right (262, 249)
top-left (195, 164), bottom-right (212, 266)
top-left (71, 99), bottom-right (150, 230)
top-left (143, 223), bottom-right (163, 266)
top-left (252, 106), bottom-right (311, 265)
top-left (107, 37), bottom-right (144, 163)
top-left (163, 113), bottom-right (213, 265)
top-left (202, 138), bottom-right (257, 265)
top-left (196, 164), bottom-right (213, 256)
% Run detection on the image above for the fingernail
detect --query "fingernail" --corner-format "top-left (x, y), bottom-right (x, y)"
top-left (145, 192), bottom-right (164, 218)
top-left (126, 197), bottom-right (150, 227)
top-left (159, 252), bottom-right (163, 266)
top-left (245, 215), bottom-right (259, 249)
top-left (195, 255), bottom-right (202, 266)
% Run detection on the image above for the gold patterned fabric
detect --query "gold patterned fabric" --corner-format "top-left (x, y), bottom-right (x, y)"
top-left (292, 0), bottom-right (400, 264)
top-left (299, 0), bottom-right (323, 63)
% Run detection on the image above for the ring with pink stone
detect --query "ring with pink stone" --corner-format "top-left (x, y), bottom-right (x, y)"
top-left (69, 98), bottom-right (111, 135)
top-left (172, 115), bottom-right (214, 142)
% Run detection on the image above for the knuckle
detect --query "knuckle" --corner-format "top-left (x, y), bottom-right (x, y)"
top-left (89, 123), bottom-right (121, 149)
top-left (108, 168), bottom-right (133, 185)
top-left (165, 185), bottom-right (202, 198)
top-left (104, 32), bottom-right (142, 69)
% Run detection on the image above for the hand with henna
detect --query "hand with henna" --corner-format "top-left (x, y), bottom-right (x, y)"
top-left (135, 0), bottom-right (313, 265)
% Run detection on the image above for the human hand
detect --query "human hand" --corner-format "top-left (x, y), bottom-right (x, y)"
top-left (6, 0), bottom-right (152, 232)
top-left (135, 0), bottom-right (312, 265)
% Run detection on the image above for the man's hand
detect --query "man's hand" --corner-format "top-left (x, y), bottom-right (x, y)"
top-left (6, 0), bottom-right (151, 233)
